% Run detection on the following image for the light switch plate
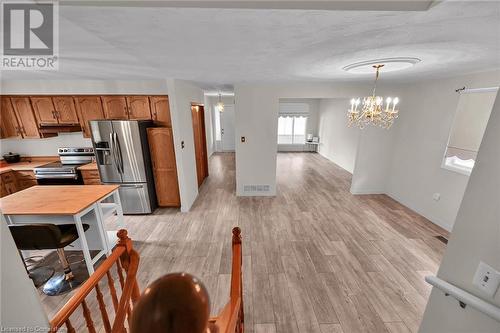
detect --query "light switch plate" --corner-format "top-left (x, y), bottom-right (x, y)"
top-left (472, 261), bottom-right (500, 297)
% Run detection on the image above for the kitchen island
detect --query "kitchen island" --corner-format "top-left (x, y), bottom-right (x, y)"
top-left (0, 185), bottom-right (125, 274)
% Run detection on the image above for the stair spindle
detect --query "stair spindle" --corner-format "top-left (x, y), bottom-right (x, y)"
top-left (95, 284), bottom-right (111, 333)
top-left (106, 271), bottom-right (119, 313)
top-left (65, 319), bottom-right (75, 333)
top-left (81, 299), bottom-right (96, 333)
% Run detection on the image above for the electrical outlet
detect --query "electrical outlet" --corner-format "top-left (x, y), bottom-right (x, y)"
top-left (433, 193), bottom-right (441, 201)
top-left (472, 261), bottom-right (500, 297)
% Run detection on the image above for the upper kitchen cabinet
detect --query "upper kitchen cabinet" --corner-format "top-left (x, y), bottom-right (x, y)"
top-left (101, 96), bottom-right (128, 120)
top-left (74, 96), bottom-right (105, 138)
top-left (31, 96), bottom-right (80, 126)
top-left (52, 96), bottom-right (80, 124)
top-left (30, 96), bottom-right (58, 125)
top-left (0, 97), bottom-right (23, 139)
top-left (10, 97), bottom-right (41, 138)
top-left (126, 96), bottom-right (152, 120)
top-left (150, 96), bottom-right (171, 127)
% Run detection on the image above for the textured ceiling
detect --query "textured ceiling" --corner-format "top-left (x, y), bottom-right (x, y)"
top-left (2, 1), bottom-right (499, 91)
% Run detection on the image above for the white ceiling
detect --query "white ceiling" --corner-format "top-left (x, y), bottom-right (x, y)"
top-left (2, 1), bottom-right (499, 91)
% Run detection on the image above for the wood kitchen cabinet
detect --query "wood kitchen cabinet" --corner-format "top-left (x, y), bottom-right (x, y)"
top-left (10, 97), bottom-right (41, 138)
top-left (101, 96), bottom-right (128, 120)
top-left (52, 96), bottom-right (80, 124)
top-left (14, 170), bottom-right (37, 191)
top-left (150, 96), bottom-right (171, 127)
top-left (0, 97), bottom-right (23, 139)
top-left (0, 171), bottom-right (18, 197)
top-left (81, 169), bottom-right (101, 185)
top-left (74, 96), bottom-right (105, 138)
top-left (31, 96), bottom-right (80, 125)
top-left (147, 127), bottom-right (180, 207)
top-left (126, 96), bottom-right (152, 120)
top-left (31, 96), bottom-right (58, 125)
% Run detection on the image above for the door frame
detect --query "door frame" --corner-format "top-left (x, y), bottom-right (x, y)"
top-left (191, 103), bottom-right (209, 187)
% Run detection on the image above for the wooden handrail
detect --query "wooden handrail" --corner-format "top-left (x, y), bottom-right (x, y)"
top-left (50, 229), bottom-right (140, 333)
top-left (211, 227), bottom-right (244, 333)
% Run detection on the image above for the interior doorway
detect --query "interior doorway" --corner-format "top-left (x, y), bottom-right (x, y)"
top-left (191, 104), bottom-right (209, 187)
top-left (221, 104), bottom-right (235, 151)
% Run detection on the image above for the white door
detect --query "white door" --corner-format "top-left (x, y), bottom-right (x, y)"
top-left (221, 105), bottom-right (235, 151)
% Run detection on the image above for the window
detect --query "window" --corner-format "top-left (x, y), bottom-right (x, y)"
top-left (277, 115), bottom-right (307, 144)
top-left (442, 87), bottom-right (498, 175)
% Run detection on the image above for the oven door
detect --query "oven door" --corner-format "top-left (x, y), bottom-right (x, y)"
top-left (36, 174), bottom-right (84, 185)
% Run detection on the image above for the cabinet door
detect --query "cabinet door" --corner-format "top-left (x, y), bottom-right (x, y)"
top-left (126, 96), bottom-right (152, 120)
top-left (102, 96), bottom-right (128, 120)
top-left (74, 96), bottom-right (105, 138)
top-left (52, 96), bottom-right (79, 124)
top-left (10, 97), bottom-right (40, 138)
top-left (150, 96), bottom-right (171, 127)
top-left (31, 96), bottom-right (58, 125)
top-left (147, 127), bottom-right (180, 206)
top-left (0, 96), bottom-right (22, 138)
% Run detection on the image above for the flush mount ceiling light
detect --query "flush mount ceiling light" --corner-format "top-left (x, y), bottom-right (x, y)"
top-left (343, 57), bottom-right (421, 74)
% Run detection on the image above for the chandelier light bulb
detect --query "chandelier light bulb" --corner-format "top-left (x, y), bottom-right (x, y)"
top-left (393, 97), bottom-right (399, 105)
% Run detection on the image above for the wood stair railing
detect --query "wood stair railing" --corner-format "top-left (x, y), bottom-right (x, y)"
top-left (50, 229), bottom-right (140, 333)
top-left (209, 227), bottom-right (244, 333)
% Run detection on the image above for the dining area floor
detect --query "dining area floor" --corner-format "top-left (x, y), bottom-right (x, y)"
top-left (39, 152), bottom-right (448, 333)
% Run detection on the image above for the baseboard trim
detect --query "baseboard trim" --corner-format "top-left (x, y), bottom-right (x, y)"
top-left (386, 192), bottom-right (454, 232)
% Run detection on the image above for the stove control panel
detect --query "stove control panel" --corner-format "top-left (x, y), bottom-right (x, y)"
top-left (58, 147), bottom-right (94, 155)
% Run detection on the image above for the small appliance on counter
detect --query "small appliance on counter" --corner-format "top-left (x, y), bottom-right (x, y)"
top-left (89, 120), bottom-right (157, 215)
top-left (34, 147), bottom-right (94, 185)
top-left (2, 152), bottom-right (21, 163)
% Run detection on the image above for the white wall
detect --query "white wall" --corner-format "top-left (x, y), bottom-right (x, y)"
top-left (278, 98), bottom-right (320, 152)
top-left (418, 89), bottom-right (500, 333)
top-left (317, 98), bottom-right (359, 173)
top-left (1, 133), bottom-right (91, 156)
top-left (0, 79), bottom-right (169, 157)
top-left (0, 216), bottom-right (49, 328)
top-left (386, 70), bottom-right (500, 231)
top-left (167, 79), bottom-right (205, 212)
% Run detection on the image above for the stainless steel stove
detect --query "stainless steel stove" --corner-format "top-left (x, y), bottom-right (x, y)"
top-left (34, 147), bottom-right (94, 185)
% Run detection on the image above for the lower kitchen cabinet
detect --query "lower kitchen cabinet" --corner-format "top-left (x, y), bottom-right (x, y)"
top-left (81, 169), bottom-right (102, 185)
top-left (147, 127), bottom-right (180, 207)
top-left (1, 172), bottom-right (18, 197)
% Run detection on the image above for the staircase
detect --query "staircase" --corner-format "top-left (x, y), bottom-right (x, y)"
top-left (50, 227), bottom-right (244, 333)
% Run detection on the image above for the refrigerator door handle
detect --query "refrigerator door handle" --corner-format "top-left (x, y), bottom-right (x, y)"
top-left (113, 131), bottom-right (124, 174)
top-left (109, 132), bottom-right (120, 174)
top-left (120, 184), bottom-right (143, 188)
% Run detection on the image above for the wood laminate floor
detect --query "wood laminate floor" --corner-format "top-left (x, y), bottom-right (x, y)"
top-left (40, 152), bottom-right (448, 333)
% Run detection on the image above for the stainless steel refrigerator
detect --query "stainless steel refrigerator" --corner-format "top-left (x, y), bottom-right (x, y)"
top-left (90, 120), bottom-right (157, 214)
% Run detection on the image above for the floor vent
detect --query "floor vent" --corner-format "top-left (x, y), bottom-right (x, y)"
top-left (243, 184), bottom-right (271, 193)
top-left (435, 235), bottom-right (449, 244)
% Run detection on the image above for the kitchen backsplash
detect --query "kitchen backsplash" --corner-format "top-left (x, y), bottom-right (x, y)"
top-left (0, 132), bottom-right (92, 157)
